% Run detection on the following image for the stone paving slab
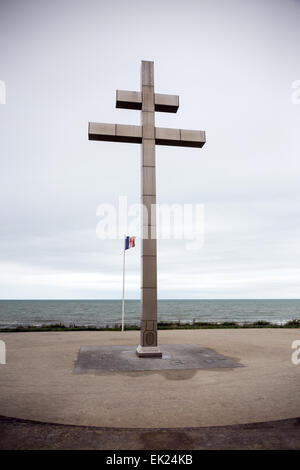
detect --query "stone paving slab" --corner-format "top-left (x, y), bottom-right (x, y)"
top-left (74, 343), bottom-right (243, 373)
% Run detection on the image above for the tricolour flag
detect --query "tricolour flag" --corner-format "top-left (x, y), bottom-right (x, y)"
top-left (125, 236), bottom-right (136, 250)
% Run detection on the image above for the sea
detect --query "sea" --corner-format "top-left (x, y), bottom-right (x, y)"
top-left (0, 299), bottom-right (299, 329)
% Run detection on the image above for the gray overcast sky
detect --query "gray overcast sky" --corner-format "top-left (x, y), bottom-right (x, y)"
top-left (0, 0), bottom-right (300, 299)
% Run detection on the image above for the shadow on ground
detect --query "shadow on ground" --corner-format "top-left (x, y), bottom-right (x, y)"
top-left (0, 415), bottom-right (299, 450)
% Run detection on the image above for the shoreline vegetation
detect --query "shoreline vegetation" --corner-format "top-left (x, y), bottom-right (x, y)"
top-left (0, 319), bottom-right (300, 332)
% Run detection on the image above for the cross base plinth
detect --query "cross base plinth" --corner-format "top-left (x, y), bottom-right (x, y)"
top-left (136, 344), bottom-right (162, 358)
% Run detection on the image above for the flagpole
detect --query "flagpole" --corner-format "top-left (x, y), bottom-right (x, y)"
top-left (122, 237), bottom-right (126, 332)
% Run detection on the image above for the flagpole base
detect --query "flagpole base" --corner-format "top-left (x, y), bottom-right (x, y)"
top-left (136, 345), bottom-right (162, 358)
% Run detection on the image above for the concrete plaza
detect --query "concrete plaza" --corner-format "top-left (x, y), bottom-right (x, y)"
top-left (0, 329), bottom-right (299, 429)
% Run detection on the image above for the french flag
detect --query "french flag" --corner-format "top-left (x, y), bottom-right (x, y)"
top-left (125, 236), bottom-right (136, 250)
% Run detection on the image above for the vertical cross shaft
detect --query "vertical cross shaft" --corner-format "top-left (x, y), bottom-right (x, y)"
top-left (137, 61), bottom-right (162, 357)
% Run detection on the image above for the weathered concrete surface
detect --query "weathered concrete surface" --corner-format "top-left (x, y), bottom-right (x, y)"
top-left (74, 344), bottom-right (243, 373)
top-left (0, 329), bottom-right (299, 428)
top-left (0, 415), bottom-right (299, 450)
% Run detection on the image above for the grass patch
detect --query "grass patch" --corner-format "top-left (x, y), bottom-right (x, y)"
top-left (0, 319), bottom-right (299, 332)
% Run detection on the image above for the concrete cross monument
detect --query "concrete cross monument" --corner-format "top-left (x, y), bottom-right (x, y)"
top-left (88, 60), bottom-right (206, 358)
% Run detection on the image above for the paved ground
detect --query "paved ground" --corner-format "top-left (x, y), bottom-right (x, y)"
top-left (0, 329), bottom-right (299, 429)
top-left (0, 415), bottom-right (299, 450)
top-left (74, 344), bottom-right (242, 373)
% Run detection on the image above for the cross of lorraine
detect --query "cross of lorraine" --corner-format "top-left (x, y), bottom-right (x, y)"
top-left (88, 60), bottom-right (206, 358)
